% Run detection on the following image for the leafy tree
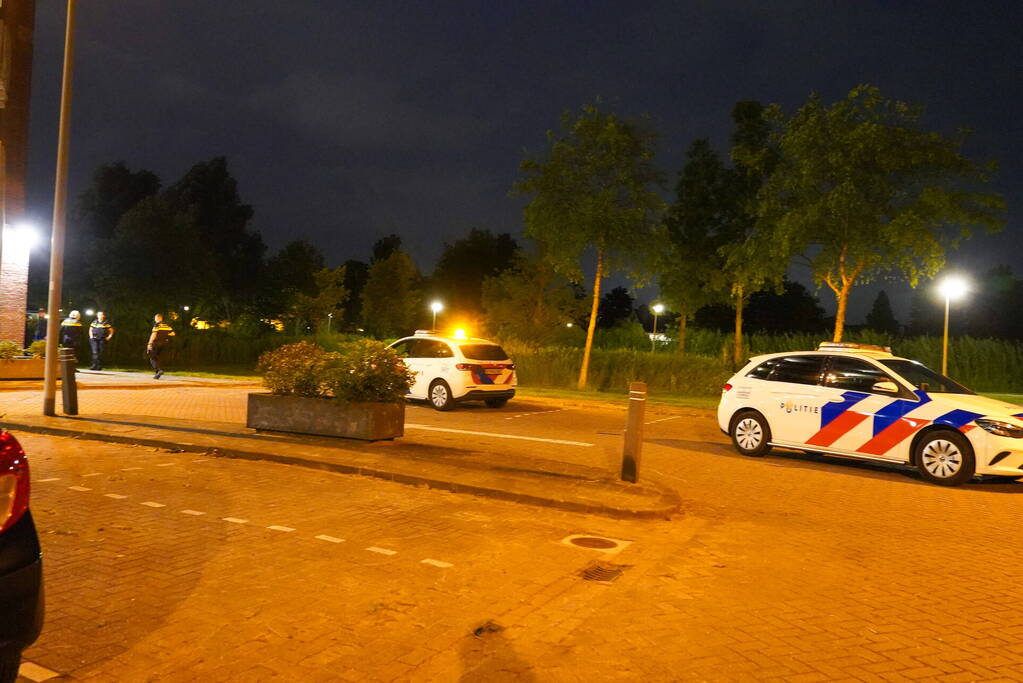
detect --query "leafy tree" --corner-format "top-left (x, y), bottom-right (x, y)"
top-left (341, 259), bottom-right (369, 327)
top-left (371, 234), bottom-right (402, 264)
top-left (745, 280), bottom-right (827, 333)
top-left (515, 103), bottom-right (663, 389)
top-left (481, 253), bottom-right (586, 347)
top-left (865, 290), bottom-right (899, 334)
top-left (291, 267), bottom-right (348, 333)
top-left (360, 251), bottom-right (421, 338)
top-left (751, 85), bottom-right (1005, 342)
top-left (267, 240), bottom-right (325, 301)
top-left (431, 228), bottom-right (519, 315)
top-left (597, 286), bottom-right (635, 329)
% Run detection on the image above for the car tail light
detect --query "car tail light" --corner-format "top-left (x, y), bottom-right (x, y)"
top-left (455, 363), bottom-right (473, 371)
top-left (0, 430), bottom-right (30, 534)
top-left (722, 383), bottom-right (732, 393)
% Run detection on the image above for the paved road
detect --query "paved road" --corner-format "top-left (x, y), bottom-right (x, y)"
top-left (14, 398), bottom-right (1023, 682)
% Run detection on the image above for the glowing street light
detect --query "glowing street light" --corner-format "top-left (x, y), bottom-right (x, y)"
top-left (0, 223), bottom-right (38, 345)
top-left (429, 300), bottom-right (443, 329)
top-left (651, 303), bottom-right (665, 351)
top-left (937, 275), bottom-right (969, 376)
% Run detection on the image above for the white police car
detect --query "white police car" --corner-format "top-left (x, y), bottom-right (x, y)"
top-left (718, 342), bottom-right (1023, 485)
top-left (388, 331), bottom-right (516, 411)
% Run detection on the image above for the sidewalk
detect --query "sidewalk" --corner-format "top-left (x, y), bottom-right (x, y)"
top-left (0, 374), bottom-right (680, 519)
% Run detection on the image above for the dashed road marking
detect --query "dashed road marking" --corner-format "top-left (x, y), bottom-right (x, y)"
top-left (121, 467), bottom-right (142, 471)
top-left (156, 462), bottom-right (176, 467)
top-left (18, 660), bottom-right (61, 681)
top-left (191, 459), bottom-right (209, 463)
top-left (367, 546), bottom-right (397, 556)
top-left (83, 472), bottom-right (104, 477)
top-left (316, 534), bottom-right (345, 544)
top-left (645, 415), bottom-right (682, 425)
top-left (405, 423), bottom-right (593, 447)
top-left (180, 509), bottom-right (205, 516)
top-left (104, 493), bottom-right (128, 500)
top-left (421, 559), bottom-right (453, 568)
top-left (505, 408), bottom-right (569, 420)
top-left (222, 517), bottom-right (248, 524)
top-left (140, 501), bottom-right (165, 508)
top-left (36, 477), bottom-right (60, 482)
top-left (68, 486), bottom-right (91, 492)
top-left (267, 525), bottom-right (295, 532)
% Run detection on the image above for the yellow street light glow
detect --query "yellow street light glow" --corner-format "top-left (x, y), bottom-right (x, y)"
top-left (938, 276), bottom-right (968, 301)
top-left (566, 322), bottom-right (573, 328)
top-left (430, 301), bottom-right (444, 313)
top-left (652, 303), bottom-right (665, 314)
top-left (453, 328), bottom-right (467, 339)
top-left (84, 309), bottom-right (95, 316)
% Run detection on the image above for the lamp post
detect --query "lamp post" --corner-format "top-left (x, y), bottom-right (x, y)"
top-left (937, 276), bottom-right (968, 376)
top-left (651, 304), bottom-right (664, 351)
top-left (430, 300), bottom-right (443, 329)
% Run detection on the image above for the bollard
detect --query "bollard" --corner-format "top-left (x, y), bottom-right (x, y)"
top-left (620, 381), bottom-right (646, 483)
top-left (59, 347), bottom-right (78, 416)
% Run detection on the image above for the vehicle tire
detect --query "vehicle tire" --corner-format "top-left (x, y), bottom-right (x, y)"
top-left (484, 397), bottom-right (509, 408)
top-left (729, 411), bottom-right (772, 457)
top-left (0, 649), bottom-right (21, 683)
top-left (429, 380), bottom-right (455, 411)
top-left (914, 429), bottom-right (975, 486)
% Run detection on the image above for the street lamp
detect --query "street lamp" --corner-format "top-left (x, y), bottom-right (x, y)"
top-left (651, 303), bottom-right (665, 351)
top-left (937, 276), bottom-right (968, 376)
top-left (0, 223), bottom-right (38, 344)
top-left (429, 300), bottom-right (443, 329)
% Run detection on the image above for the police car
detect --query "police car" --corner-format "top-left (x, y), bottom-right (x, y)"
top-left (388, 331), bottom-right (516, 411)
top-left (718, 342), bottom-right (1023, 485)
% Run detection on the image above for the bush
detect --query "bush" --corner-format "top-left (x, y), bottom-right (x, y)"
top-left (0, 341), bottom-right (22, 360)
top-left (26, 340), bottom-right (45, 358)
top-left (256, 340), bottom-right (412, 402)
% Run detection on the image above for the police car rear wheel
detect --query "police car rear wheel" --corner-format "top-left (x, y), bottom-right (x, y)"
top-left (429, 380), bottom-right (454, 411)
top-left (915, 430), bottom-right (975, 486)
top-left (730, 411), bottom-right (771, 457)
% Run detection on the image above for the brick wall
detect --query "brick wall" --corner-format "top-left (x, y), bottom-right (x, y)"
top-left (0, 233), bottom-right (29, 344)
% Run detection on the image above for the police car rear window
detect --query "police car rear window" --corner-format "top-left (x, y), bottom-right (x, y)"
top-left (459, 344), bottom-right (508, 361)
top-left (768, 355), bottom-right (824, 385)
top-left (746, 358), bottom-right (778, 379)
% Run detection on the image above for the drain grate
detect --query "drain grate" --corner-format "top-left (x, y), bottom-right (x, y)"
top-left (570, 536), bottom-right (618, 549)
top-left (581, 561), bottom-right (629, 583)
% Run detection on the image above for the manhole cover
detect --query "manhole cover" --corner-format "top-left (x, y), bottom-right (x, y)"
top-left (581, 561), bottom-right (629, 583)
top-left (570, 536), bottom-right (618, 549)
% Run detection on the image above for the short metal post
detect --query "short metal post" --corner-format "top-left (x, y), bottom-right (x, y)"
top-left (621, 381), bottom-right (646, 483)
top-left (59, 347), bottom-right (78, 415)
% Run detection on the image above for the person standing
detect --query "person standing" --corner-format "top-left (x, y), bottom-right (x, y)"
top-left (33, 309), bottom-right (46, 341)
top-left (88, 311), bottom-right (115, 371)
top-left (146, 313), bottom-right (175, 379)
top-left (59, 310), bottom-right (83, 350)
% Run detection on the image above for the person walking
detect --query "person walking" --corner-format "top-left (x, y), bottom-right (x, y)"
top-left (59, 310), bottom-right (83, 351)
top-left (146, 313), bottom-right (175, 379)
top-left (88, 311), bottom-right (115, 371)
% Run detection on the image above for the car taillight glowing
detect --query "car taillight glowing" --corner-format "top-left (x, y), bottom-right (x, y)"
top-left (0, 430), bottom-right (30, 534)
top-left (722, 383), bottom-right (732, 393)
top-left (455, 363), bottom-right (473, 371)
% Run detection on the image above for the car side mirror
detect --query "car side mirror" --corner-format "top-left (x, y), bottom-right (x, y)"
top-left (872, 380), bottom-right (899, 394)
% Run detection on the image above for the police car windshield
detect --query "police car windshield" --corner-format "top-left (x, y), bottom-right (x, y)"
top-left (879, 360), bottom-right (974, 395)
top-left (459, 344), bottom-right (508, 361)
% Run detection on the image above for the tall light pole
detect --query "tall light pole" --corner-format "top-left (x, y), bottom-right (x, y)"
top-left (938, 276), bottom-right (968, 376)
top-left (430, 300), bottom-right (443, 329)
top-left (43, 0), bottom-right (76, 416)
top-left (651, 304), bottom-right (664, 351)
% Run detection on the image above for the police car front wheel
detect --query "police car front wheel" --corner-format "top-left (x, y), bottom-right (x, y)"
top-left (914, 430), bottom-right (975, 486)
top-left (730, 411), bottom-right (772, 457)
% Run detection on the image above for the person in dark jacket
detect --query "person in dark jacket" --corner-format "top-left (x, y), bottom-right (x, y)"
top-left (59, 310), bottom-right (83, 350)
top-left (146, 314), bottom-right (175, 379)
top-left (88, 312), bottom-right (115, 371)
top-left (34, 309), bottom-right (47, 341)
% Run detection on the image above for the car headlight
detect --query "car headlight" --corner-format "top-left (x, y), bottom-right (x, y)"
top-left (974, 418), bottom-right (1023, 438)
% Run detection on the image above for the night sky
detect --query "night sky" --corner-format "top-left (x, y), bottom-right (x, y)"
top-left (24, 1), bottom-right (1022, 323)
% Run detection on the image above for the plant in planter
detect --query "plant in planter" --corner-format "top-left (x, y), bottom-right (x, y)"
top-left (0, 341), bottom-right (45, 380)
top-left (248, 340), bottom-right (413, 441)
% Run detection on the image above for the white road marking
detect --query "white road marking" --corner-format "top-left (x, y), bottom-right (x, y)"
top-left (18, 660), bottom-right (61, 681)
top-left (140, 501), bottom-right (165, 508)
top-left (156, 462), bottom-right (176, 467)
top-left (405, 423), bottom-right (593, 447)
top-left (121, 467), bottom-right (142, 471)
top-left (505, 408), bottom-right (569, 420)
top-left (104, 493), bottom-right (128, 500)
top-left (315, 534), bottom-right (345, 543)
top-left (645, 415), bottom-right (682, 425)
top-left (83, 472), bottom-right (104, 477)
top-left (222, 517), bottom-right (248, 524)
top-left (421, 559), bottom-right (453, 568)
top-left (191, 459), bottom-right (209, 463)
top-left (68, 486), bottom-right (91, 492)
top-left (366, 546), bottom-right (397, 556)
top-left (267, 525), bottom-right (295, 532)
top-left (36, 477), bottom-right (60, 482)
top-left (180, 509), bottom-right (205, 516)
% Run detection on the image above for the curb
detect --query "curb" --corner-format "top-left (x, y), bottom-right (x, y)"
top-left (5, 420), bottom-right (682, 520)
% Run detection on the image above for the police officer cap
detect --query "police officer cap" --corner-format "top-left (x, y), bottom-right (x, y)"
top-left (69, 310), bottom-right (81, 319)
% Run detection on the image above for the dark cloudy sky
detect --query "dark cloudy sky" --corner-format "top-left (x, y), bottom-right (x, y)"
top-left (25, 1), bottom-right (1022, 322)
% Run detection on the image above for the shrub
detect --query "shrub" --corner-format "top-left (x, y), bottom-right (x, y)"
top-left (256, 341), bottom-right (331, 397)
top-left (322, 339), bottom-right (414, 403)
top-left (26, 340), bottom-right (45, 358)
top-left (0, 341), bottom-right (22, 360)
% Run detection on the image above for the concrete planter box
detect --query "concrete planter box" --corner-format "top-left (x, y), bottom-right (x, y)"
top-left (246, 393), bottom-right (404, 441)
top-left (0, 357), bottom-right (45, 380)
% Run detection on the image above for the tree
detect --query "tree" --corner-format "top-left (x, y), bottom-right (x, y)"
top-left (291, 267), bottom-right (348, 333)
top-left (597, 286), bottom-right (635, 329)
top-left (481, 253), bottom-right (586, 347)
top-left (341, 259), bottom-right (369, 327)
top-left (745, 280), bottom-right (826, 333)
top-left (371, 234), bottom-right (402, 264)
top-left (752, 85), bottom-right (1005, 341)
top-left (431, 228), bottom-right (519, 315)
top-left (516, 103), bottom-right (664, 389)
top-left (265, 240), bottom-right (326, 324)
top-left (360, 251), bottom-right (421, 338)
top-left (865, 290), bottom-right (899, 334)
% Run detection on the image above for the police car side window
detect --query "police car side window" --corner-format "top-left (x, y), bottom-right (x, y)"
top-left (433, 343), bottom-right (454, 358)
top-left (404, 340), bottom-right (428, 358)
top-left (746, 358), bottom-right (779, 379)
top-left (768, 356), bottom-right (823, 385)
top-left (390, 340), bottom-right (411, 357)
top-left (825, 357), bottom-right (895, 394)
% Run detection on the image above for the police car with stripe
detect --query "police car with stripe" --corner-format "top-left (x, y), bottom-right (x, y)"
top-left (388, 330), bottom-right (516, 411)
top-left (718, 342), bottom-right (1023, 485)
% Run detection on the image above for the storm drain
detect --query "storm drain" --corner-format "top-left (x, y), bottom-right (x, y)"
top-left (580, 561), bottom-right (629, 583)
top-left (561, 534), bottom-right (632, 555)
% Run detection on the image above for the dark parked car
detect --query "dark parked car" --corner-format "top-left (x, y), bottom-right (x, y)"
top-left (0, 430), bottom-right (43, 683)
